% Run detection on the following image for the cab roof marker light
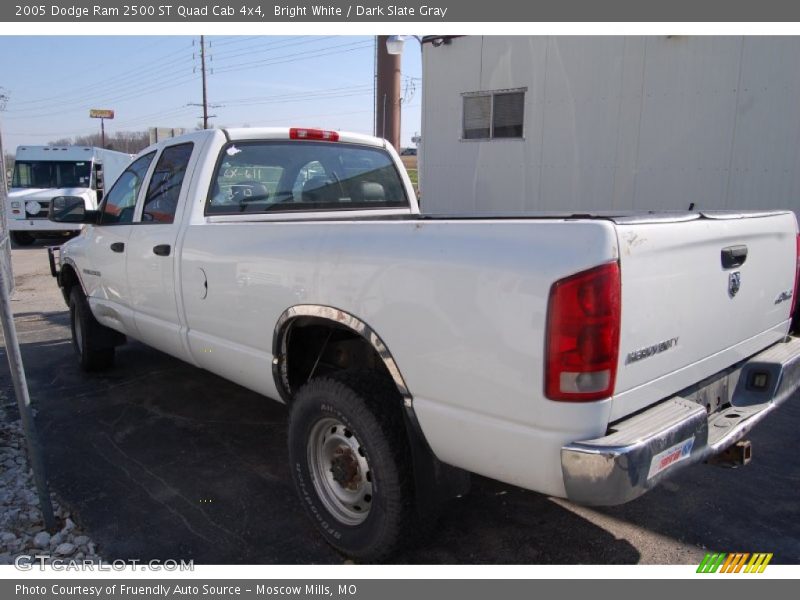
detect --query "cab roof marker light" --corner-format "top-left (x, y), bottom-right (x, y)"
top-left (289, 128), bottom-right (339, 142)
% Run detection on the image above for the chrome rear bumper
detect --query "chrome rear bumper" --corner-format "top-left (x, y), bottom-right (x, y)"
top-left (561, 335), bottom-right (800, 506)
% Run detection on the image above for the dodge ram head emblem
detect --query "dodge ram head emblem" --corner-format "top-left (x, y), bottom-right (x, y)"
top-left (728, 271), bottom-right (741, 298)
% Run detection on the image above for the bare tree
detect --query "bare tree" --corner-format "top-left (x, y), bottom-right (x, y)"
top-left (48, 130), bottom-right (151, 154)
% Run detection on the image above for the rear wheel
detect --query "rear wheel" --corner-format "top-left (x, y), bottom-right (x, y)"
top-left (10, 232), bottom-right (35, 246)
top-left (69, 287), bottom-right (115, 371)
top-left (288, 370), bottom-right (416, 561)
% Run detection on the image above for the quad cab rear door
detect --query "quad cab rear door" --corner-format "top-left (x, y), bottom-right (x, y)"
top-left (125, 134), bottom-right (206, 361)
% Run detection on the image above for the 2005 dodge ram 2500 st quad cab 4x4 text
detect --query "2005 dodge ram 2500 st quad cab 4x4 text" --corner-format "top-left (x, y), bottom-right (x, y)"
top-left (46, 127), bottom-right (800, 560)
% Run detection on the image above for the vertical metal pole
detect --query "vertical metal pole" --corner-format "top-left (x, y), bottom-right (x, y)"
top-left (399, 98), bottom-right (403, 150)
top-left (100, 118), bottom-right (105, 149)
top-left (376, 35), bottom-right (401, 150)
top-left (382, 94), bottom-right (387, 144)
top-left (200, 35), bottom-right (209, 129)
top-left (0, 275), bottom-right (56, 531)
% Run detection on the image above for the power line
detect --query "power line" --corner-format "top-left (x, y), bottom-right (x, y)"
top-left (5, 59), bottom-right (195, 116)
top-left (35, 36), bottom-right (183, 89)
top-left (7, 46), bottom-right (193, 110)
top-left (3, 72), bottom-right (200, 120)
top-left (224, 90), bottom-right (373, 108)
top-left (213, 41), bottom-right (374, 75)
top-left (5, 38), bottom-right (381, 117)
top-left (211, 36), bottom-right (336, 62)
top-left (249, 104), bottom-right (420, 126)
top-left (214, 39), bottom-right (372, 71)
top-left (112, 106), bottom-right (196, 128)
top-left (217, 84), bottom-right (374, 105)
top-left (211, 35), bottom-right (315, 57)
top-left (208, 35), bottom-right (264, 48)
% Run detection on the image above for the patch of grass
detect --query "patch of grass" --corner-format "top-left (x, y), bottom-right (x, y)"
top-left (400, 155), bottom-right (418, 170)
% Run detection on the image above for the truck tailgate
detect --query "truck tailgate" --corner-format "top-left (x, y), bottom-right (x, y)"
top-left (611, 211), bottom-right (798, 420)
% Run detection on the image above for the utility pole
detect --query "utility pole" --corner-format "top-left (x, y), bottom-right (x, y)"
top-left (375, 36), bottom-right (401, 151)
top-left (200, 35), bottom-right (209, 129)
top-left (190, 37), bottom-right (218, 128)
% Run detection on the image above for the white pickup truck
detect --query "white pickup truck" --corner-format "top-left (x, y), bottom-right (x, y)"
top-left (47, 127), bottom-right (800, 560)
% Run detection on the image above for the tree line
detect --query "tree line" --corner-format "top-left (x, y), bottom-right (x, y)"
top-left (3, 130), bottom-right (152, 177)
top-left (48, 130), bottom-right (151, 154)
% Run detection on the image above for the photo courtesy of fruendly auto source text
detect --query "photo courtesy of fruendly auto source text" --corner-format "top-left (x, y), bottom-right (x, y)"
top-left (0, 0), bottom-right (798, 596)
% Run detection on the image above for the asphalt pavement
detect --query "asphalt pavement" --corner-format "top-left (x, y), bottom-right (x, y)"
top-left (1, 241), bottom-right (798, 564)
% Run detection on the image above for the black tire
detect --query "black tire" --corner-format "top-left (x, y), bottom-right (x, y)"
top-left (69, 287), bottom-right (115, 371)
top-left (288, 370), bottom-right (416, 561)
top-left (10, 232), bottom-right (35, 246)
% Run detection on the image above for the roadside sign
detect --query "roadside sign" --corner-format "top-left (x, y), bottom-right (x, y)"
top-left (90, 109), bottom-right (115, 148)
top-left (89, 109), bottom-right (115, 119)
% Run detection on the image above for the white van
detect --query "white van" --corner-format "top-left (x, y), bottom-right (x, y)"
top-left (8, 145), bottom-right (132, 245)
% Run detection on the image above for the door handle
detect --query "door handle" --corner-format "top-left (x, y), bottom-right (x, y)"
top-left (721, 245), bottom-right (748, 269)
top-left (110, 242), bottom-right (125, 253)
top-left (153, 244), bottom-right (171, 257)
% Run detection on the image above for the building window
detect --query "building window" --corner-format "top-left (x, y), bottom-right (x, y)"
top-left (462, 89), bottom-right (525, 140)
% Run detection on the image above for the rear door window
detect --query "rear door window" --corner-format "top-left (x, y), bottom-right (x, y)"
top-left (141, 143), bottom-right (194, 224)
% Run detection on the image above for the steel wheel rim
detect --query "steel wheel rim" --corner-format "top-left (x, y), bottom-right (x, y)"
top-left (307, 417), bottom-right (373, 526)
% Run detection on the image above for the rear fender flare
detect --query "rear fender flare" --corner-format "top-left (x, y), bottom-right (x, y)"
top-left (272, 304), bottom-right (410, 402)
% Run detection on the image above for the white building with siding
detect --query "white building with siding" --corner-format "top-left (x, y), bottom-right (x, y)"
top-left (419, 36), bottom-right (800, 215)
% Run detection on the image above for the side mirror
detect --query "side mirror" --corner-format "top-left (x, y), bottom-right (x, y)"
top-left (49, 196), bottom-right (98, 224)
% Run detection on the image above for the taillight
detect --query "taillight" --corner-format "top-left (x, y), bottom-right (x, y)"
top-left (791, 234), bottom-right (800, 318)
top-left (289, 127), bottom-right (339, 141)
top-left (545, 262), bottom-right (621, 401)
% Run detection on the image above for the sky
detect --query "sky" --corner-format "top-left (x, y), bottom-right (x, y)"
top-left (0, 35), bottom-right (422, 153)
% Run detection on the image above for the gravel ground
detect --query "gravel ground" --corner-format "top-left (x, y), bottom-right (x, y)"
top-left (0, 372), bottom-right (102, 565)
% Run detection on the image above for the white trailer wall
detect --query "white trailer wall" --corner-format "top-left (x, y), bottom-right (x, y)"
top-left (420, 36), bottom-right (800, 214)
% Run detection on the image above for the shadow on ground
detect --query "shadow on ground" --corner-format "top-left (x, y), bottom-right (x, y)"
top-left (2, 308), bottom-right (798, 564)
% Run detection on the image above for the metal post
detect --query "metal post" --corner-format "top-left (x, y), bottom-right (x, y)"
top-left (0, 273), bottom-right (57, 531)
top-left (100, 118), bottom-right (105, 148)
top-left (375, 35), bottom-right (401, 150)
top-left (200, 35), bottom-right (209, 129)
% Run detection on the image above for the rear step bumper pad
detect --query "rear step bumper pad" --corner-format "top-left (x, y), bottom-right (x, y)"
top-left (561, 335), bottom-right (800, 506)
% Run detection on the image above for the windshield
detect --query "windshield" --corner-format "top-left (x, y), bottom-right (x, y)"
top-left (11, 160), bottom-right (92, 189)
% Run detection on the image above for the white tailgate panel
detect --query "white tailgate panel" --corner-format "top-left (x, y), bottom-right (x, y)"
top-left (612, 212), bottom-right (797, 420)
